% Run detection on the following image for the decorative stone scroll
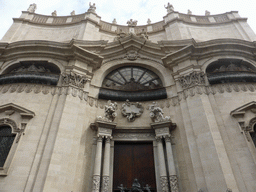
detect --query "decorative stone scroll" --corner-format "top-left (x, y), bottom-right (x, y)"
top-left (178, 72), bottom-right (206, 89)
top-left (121, 100), bottom-right (144, 122)
top-left (97, 100), bottom-right (117, 122)
top-left (62, 71), bottom-right (90, 88)
top-left (149, 102), bottom-right (170, 122)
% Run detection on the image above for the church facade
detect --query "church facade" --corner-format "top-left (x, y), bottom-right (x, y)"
top-left (0, 3), bottom-right (256, 192)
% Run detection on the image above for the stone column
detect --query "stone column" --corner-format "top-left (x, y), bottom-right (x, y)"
top-left (101, 136), bottom-right (111, 192)
top-left (92, 136), bottom-right (103, 192)
top-left (164, 135), bottom-right (179, 192)
top-left (91, 121), bottom-right (116, 192)
top-left (151, 121), bottom-right (176, 192)
top-left (156, 136), bottom-right (169, 192)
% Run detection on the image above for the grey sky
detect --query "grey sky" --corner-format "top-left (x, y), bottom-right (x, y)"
top-left (1, 0), bottom-right (255, 40)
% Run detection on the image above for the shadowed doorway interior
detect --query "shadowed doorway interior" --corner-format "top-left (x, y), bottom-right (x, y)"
top-left (113, 142), bottom-right (156, 191)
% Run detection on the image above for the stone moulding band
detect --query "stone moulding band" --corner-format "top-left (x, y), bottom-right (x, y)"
top-left (1, 83), bottom-right (256, 108)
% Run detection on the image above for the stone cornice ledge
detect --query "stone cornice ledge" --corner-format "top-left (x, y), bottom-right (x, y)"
top-left (151, 120), bottom-right (176, 131)
top-left (0, 40), bottom-right (103, 69)
top-left (162, 39), bottom-right (256, 69)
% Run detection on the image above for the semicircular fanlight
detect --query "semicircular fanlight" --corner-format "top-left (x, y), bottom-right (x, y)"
top-left (102, 66), bottom-right (163, 91)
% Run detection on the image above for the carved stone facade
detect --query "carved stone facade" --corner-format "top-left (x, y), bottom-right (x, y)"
top-left (1, 3), bottom-right (256, 192)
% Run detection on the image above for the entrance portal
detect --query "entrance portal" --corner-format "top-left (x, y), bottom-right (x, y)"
top-left (113, 142), bottom-right (156, 191)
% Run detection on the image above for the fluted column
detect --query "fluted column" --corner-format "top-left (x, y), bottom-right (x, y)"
top-left (164, 135), bottom-right (179, 192)
top-left (92, 136), bottom-right (104, 192)
top-left (156, 136), bottom-right (169, 192)
top-left (101, 136), bottom-right (111, 192)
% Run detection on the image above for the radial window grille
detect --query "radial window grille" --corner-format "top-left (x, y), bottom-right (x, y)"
top-left (102, 66), bottom-right (163, 91)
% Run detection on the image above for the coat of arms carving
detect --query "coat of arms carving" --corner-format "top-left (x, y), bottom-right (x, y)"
top-left (121, 100), bottom-right (144, 122)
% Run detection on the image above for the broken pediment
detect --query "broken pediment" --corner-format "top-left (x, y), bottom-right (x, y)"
top-left (230, 101), bottom-right (256, 117)
top-left (0, 103), bottom-right (35, 122)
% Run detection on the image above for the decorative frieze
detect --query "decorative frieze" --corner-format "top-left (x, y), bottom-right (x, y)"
top-left (114, 133), bottom-right (155, 140)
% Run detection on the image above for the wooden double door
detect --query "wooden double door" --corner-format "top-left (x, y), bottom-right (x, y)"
top-left (113, 142), bottom-right (156, 191)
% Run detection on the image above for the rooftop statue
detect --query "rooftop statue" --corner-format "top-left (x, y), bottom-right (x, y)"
top-left (147, 18), bottom-right (151, 24)
top-left (149, 102), bottom-right (170, 122)
top-left (70, 10), bottom-right (75, 15)
top-left (88, 2), bottom-right (96, 13)
top-left (27, 3), bottom-right (37, 13)
top-left (52, 10), bottom-right (57, 16)
top-left (205, 10), bottom-right (210, 16)
top-left (187, 9), bottom-right (192, 15)
top-left (165, 2), bottom-right (174, 13)
top-left (112, 18), bottom-right (117, 24)
top-left (127, 19), bottom-right (138, 27)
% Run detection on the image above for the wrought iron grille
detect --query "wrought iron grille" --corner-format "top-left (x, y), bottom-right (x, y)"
top-left (0, 126), bottom-right (15, 167)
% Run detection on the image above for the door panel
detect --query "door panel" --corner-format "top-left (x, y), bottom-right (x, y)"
top-left (113, 142), bottom-right (156, 191)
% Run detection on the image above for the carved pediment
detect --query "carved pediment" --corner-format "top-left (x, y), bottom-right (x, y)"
top-left (230, 101), bottom-right (256, 117)
top-left (0, 103), bottom-right (35, 118)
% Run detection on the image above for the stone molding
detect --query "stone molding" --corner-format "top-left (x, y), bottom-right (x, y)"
top-left (0, 84), bottom-right (89, 101)
top-left (3, 83), bottom-right (256, 109)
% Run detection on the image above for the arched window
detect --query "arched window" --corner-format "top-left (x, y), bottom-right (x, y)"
top-left (0, 61), bottom-right (61, 85)
top-left (99, 66), bottom-right (167, 101)
top-left (206, 59), bottom-right (256, 84)
top-left (0, 125), bottom-right (15, 167)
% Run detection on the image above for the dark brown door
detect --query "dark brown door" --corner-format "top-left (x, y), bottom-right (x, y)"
top-left (113, 142), bottom-right (156, 191)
